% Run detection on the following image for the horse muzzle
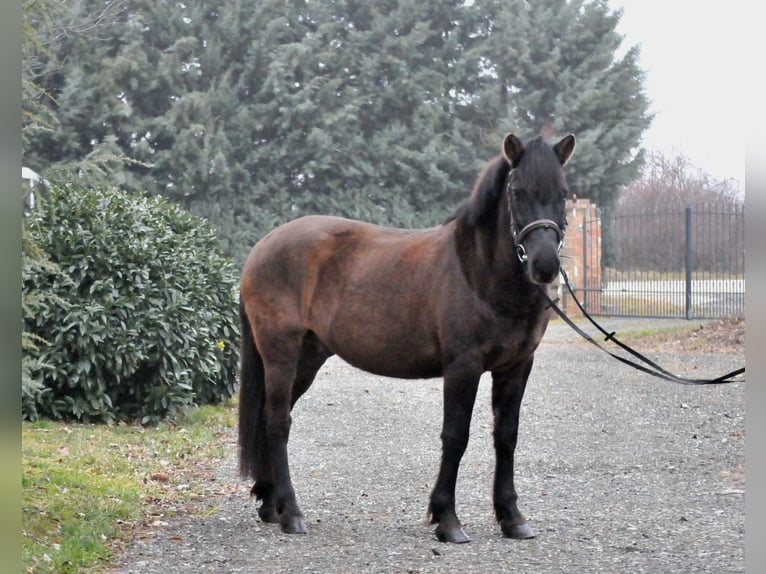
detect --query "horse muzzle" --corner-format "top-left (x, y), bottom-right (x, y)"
top-left (526, 248), bottom-right (561, 285)
top-left (514, 220), bottom-right (564, 285)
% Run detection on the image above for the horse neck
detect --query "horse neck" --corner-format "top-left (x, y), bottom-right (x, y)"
top-left (454, 197), bottom-right (544, 313)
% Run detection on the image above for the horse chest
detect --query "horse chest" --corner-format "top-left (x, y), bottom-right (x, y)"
top-left (478, 316), bottom-right (547, 371)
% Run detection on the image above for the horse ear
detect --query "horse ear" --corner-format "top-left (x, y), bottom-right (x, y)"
top-left (502, 133), bottom-right (525, 167)
top-left (553, 134), bottom-right (576, 165)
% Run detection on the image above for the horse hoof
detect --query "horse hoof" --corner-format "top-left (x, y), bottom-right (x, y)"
top-left (501, 521), bottom-right (536, 539)
top-left (257, 505), bottom-right (280, 524)
top-left (436, 526), bottom-right (471, 544)
top-left (281, 516), bottom-right (307, 534)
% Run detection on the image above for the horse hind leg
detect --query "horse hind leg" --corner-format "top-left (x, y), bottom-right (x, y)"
top-left (260, 330), bottom-right (332, 534)
top-left (240, 319), bottom-right (331, 532)
top-left (291, 331), bottom-right (332, 409)
top-left (259, 358), bottom-right (304, 534)
top-left (237, 302), bottom-right (281, 524)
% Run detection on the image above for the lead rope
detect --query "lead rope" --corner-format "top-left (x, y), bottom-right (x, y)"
top-left (539, 268), bottom-right (745, 385)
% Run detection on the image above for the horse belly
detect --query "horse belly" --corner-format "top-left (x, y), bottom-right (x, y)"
top-left (317, 306), bottom-right (443, 380)
top-left (334, 341), bottom-right (443, 380)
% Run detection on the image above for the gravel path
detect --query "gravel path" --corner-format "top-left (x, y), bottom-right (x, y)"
top-left (108, 318), bottom-right (745, 573)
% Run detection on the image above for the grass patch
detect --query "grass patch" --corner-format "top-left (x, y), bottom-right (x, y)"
top-left (548, 315), bottom-right (697, 344)
top-left (616, 323), bottom-right (698, 341)
top-left (598, 293), bottom-right (686, 317)
top-left (620, 315), bottom-right (745, 354)
top-left (550, 313), bottom-right (745, 355)
top-left (22, 401), bottom-right (237, 574)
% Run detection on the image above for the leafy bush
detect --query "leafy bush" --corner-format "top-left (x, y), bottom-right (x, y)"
top-left (22, 184), bottom-right (240, 423)
top-left (21, 228), bottom-right (66, 421)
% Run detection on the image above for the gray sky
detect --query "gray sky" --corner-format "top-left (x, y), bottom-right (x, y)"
top-left (610, 0), bottom-right (745, 190)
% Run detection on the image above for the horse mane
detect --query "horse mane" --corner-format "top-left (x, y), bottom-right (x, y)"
top-left (447, 155), bottom-right (511, 228)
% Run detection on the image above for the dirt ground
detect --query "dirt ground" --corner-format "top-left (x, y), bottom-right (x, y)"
top-left (108, 316), bottom-right (745, 574)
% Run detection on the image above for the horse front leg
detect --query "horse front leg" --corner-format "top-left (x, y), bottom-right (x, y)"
top-left (492, 358), bottom-right (536, 539)
top-left (429, 362), bottom-right (481, 543)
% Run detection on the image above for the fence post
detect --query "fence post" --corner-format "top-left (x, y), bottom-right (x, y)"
top-left (582, 216), bottom-right (588, 311)
top-left (685, 206), bottom-right (692, 319)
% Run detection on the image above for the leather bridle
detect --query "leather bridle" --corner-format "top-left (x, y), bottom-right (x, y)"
top-left (506, 171), bottom-right (565, 263)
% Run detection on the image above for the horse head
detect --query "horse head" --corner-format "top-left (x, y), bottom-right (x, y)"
top-left (502, 133), bottom-right (576, 285)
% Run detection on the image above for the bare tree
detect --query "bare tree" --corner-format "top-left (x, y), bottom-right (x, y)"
top-left (611, 150), bottom-right (744, 274)
top-left (617, 150), bottom-right (741, 213)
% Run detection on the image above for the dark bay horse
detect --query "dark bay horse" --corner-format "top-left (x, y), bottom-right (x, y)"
top-left (238, 133), bottom-right (576, 543)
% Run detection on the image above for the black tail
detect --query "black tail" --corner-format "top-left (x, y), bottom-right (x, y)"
top-left (238, 298), bottom-right (265, 481)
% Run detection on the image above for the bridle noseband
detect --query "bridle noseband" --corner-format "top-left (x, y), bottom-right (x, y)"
top-left (506, 170), bottom-right (565, 263)
top-left (512, 219), bottom-right (564, 263)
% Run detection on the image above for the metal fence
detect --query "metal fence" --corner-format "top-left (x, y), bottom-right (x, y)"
top-left (576, 205), bottom-right (745, 319)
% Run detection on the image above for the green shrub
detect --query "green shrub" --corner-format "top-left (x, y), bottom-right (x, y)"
top-left (22, 184), bottom-right (240, 423)
top-left (21, 227), bottom-right (62, 420)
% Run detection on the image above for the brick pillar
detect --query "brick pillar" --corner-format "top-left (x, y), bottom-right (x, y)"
top-left (559, 198), bottom-right (601, 315)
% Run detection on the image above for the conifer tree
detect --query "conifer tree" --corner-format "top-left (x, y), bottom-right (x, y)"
top-left (475, 0), bottom-right (652, 210)
top-left (24, 0), bottom-right (652, 265)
